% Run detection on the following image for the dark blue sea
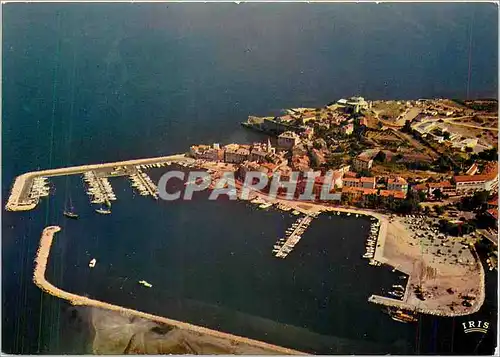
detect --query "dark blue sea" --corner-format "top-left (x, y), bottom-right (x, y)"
top-left (2, 3), bottom-right (497, 354)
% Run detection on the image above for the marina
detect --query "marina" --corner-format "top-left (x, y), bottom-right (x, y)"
top-left (83, 171), bottom-right (116, 207)
top-left (273, 215), bottom-right (314, 259)
top-left (129, 168), bottom-right (159, 199)
top-left (4, 154), bottom-right (193, 212)
top-left (362, 219), bottom-right (381, 263)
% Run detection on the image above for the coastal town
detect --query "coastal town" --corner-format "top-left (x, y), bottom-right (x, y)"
top-left (5, 96), bottom-right (498, 336)
top-left (189, 96), bottom-right (498, 319)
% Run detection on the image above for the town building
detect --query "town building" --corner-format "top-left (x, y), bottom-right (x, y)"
top-left (361, 176), bottom-right (376, 189)
top-left (454, 162), bottom-right (498, 194)
top-left (343, 177), bottom-right (362, 188)
top-left (190, 143), bottom-right (224, 161)
top-left (353, 154), bottom-right (373, 172)
top-left (340, 123), bottom-right (354, 136)
top-left (341, 186), bottom-right (378, 202)
top-left (249, 139), bottom-right (275, 163)
top-left (379, 189), bottom-right (406, 200)
top-left (452, 138), bottom-right (478, 152)
top-left (466, 162), bottom-right (479, 176)
top-left (224, 144), bottom-right (250, 164)
top-left (278, 131), bottom-right (301, 149)
top-left (343, 176), bottom-right (376, 189)
top-left (337, 96), bottom-right (370, 113)
top-left (291, 154), bottom-right (311, 173)
top-left (427, 181), bottom-right (455, 196)
top-left (311, 149), bottom-right (326, 167)
top-left (387, 177), bottom-right (408, 195)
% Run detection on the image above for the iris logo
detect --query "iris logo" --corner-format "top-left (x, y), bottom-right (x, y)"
top-left (462, 321), bottom-right (489, 334)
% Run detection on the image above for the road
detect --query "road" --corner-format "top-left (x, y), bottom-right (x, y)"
top-left (443, 117), bottom-right (498, 131)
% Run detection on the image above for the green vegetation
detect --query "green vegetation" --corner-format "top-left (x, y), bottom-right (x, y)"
top-left (456, 190), bottom-right (490, 212)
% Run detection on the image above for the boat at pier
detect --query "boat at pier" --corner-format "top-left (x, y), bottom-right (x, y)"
top-left (385, 308), bottom-right (417, 323)
top-left (89, 258), bottom-right (96, 268)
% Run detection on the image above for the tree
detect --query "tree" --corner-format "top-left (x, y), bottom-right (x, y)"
top-left (433, 188), bottom-right (444, 201)
top-left (478, 147), bottom-right (498, 161)
top-left (374, 151), bottom-right (386, 163)
top-left (434, 205), bottom-right (445, 215)
top-left (402, 120), bottom-right (412, 133)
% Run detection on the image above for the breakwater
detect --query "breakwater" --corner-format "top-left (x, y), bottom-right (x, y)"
top-left (33, 226), bottom-right (304, 355)
top-left (6, 154), bottom-right (192, 211)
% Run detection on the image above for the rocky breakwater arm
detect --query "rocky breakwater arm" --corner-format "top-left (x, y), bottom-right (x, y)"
top-left (33, 226), bottom-right (304, 355)
top-left (5, 154), bottom-right (193, 212)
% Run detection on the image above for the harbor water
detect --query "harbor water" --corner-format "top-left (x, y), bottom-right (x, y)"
top-left (2, 3), bottom-right (497, 354)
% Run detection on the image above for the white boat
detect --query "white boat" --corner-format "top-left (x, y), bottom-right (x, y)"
top-left (89, 258), bottom-right (96, 268)
top-left (138, 280), bottom-right (153, 288)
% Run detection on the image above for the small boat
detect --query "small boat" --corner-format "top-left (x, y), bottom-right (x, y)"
top-left (138, 280), bottom-right (153, 288)
top-left (387, 308), bottom-right (418, 323)
top-left (64, 193), bottom-right (79, 219)
top-left (63, 211), bottom-right (79, 219)
top-left (95, 208), bottom-right (111, 215)
top-left (89, 258), bottom-right (96, 268)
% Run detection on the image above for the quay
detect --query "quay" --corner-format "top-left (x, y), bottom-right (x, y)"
top-left (34, 226), bottom-right (304, 355)
top-left (273, 215), bottom-right (314, 259)
top-left (5, 154), bottom-right (193, 211)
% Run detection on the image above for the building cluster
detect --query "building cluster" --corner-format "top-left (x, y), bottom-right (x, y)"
top-left (410, 118), bottom-right (489, 152)
top-left (341, 176), bottom-right (408, 202)
top-left (409, 162), bottom-right (499, 197)
top-left (190, 140), bottom-right (286, 166)
top-left (454, 162), bottom-right (499, 195)
top-left (336, 96), bottom-right (371, 114)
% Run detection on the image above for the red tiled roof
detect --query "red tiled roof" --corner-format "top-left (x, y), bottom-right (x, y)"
top-left (456, 162), bottom-right (498, 183)
top-left (379, 190), bottom-right (406, 199)
top-left (343, 177), bottom-right (360, 183)
top-left (412, 183), bottom-right (428, 191)
top-left (356, 156), bottom-right (372, 162)
top-left (388, 177), bottom-right (407, 185)
top-left (342, 187), bottom-right (377, 195)
top-left (360, 177), bottom-right (375, 183)
top-left (454, 175), bottom-right (491, 183)
top-left (487, 208), bottom-right (498, 220)
top-left (428, 181), bottom-right (453, 188)
top-left (488, 197), bottom-right (498, 206)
